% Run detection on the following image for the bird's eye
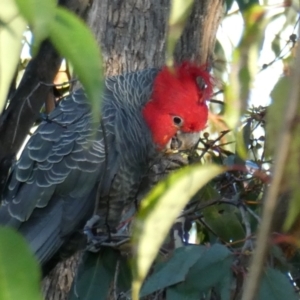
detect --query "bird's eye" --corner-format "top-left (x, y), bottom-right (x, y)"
top-left (197, 77), bottom-right (207, 90)
top-left (173, 116), bottom-right (183, 126)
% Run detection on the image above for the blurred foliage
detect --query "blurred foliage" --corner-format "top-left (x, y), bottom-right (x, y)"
top-left (0, 228), bottom-right (42, 300)
top-left (0, 0), bottom-right (103, 120)
top-left (167, 0), bottom-right (194, 65)
top-left (1, 0), bottom-right (300, 300)
top-left (0, 0), bottom-right (26, 113)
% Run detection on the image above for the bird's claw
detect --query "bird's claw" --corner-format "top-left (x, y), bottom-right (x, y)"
top-left (84, 215), bottom-right (130, 252)
top-left (84, 215), bottom-right (110, 252)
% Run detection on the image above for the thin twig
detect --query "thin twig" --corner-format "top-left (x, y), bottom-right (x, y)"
top-left (245, 206), bottom-right (261, 223)
top-left (198, 130), bottom-right (231, 160)
top-left (239, 204), bottom-right (253, 252)
top-left (178, 198), bottom-right (235, 218)
top-left (101, 237), bottom-right (130, 248)
top-left (208, 99), bottom-right (225, 105)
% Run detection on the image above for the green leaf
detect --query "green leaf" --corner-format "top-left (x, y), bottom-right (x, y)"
top-left (258, 268), bottom-right (298, 300)
top-left (270, 246), bottom-right (289, 271)
top-left (215, 269), bottom-right (232, 300)
top-left (69, 249), bottom-right (122, 300)
top-left (166, 286), bottom-right (199, 300)
top-left (141, 245), bottom-right (206, 297)
top-left (185, 244), bottom-right (233, 293)
top-left (49, 7), bottom-right (103, 123)
top-left (190, 183), bottom-right (220, 204)
top-left (0, 227), bottom-right (42, 300)
top-left (235, 118), bottom-right (252, 159)
top-left (0, 0), bottom-right (26, 114)
top-left (132, 164), bottom-right (224, 300)
top-left (14, 0), bottom-right (56, 53)
top-left (166, 245), bottom-right (233, 299)
top-left (203, 204), bottom-right (245, 246)
top-left (267, 76), bottom-right (291, 156)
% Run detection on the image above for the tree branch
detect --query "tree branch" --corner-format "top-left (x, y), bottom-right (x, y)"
top-left (174, 0), bottom-right (223, 65)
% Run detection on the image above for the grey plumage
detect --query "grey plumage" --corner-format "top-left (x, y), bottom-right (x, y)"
top-left (0, 68), bottom-right (159, 267)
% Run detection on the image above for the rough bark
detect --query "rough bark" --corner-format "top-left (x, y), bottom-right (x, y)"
top-left (42, 253), bottom-right (81, 300)
top-left (87, 0), bottom-right (170, 76)
top-left (28, 1), bottom-right (224, 299)
top-left (174, 0), bottom-right (224, 66)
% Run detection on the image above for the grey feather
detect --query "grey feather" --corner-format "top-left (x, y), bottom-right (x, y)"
top-left (0, 68), bottom-right (160, 268)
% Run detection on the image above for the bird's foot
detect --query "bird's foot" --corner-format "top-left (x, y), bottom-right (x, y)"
top-left (84, 215), bottom-right (130, 252)
top-left (84, 215), bottom-right (110, 252)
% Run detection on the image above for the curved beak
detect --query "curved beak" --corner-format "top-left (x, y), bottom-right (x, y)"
top-left (166, 131), bottom-right (200, 151)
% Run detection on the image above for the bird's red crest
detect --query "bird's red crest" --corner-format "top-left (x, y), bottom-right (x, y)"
top-left (154, 61), bottom-right (213, 104)
top-left (143, 61), bottom-right (213, 149)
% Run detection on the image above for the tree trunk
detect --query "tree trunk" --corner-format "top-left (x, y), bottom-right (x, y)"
top-left (88, 0), bottom-right (170, 76)
top-left (42, 0), bottom-right (224, 299)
